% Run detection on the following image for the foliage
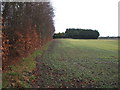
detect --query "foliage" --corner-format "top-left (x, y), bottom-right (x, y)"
top-left (53, 28), bottom-right (100, 39)
top-left (2, 2), bottom-right (55, 69)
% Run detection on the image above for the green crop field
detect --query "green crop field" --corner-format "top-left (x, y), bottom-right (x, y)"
top-left (35, 39), bottom-right (119, 88)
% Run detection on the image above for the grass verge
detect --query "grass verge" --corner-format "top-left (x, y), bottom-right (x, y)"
top-left (2, 42), bottom-right (51, 88)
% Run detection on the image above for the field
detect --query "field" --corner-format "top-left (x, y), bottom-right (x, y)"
top-left (3, 39), bottom-right (119, 88)
top-left (34, 39), bottom-right (119, 88)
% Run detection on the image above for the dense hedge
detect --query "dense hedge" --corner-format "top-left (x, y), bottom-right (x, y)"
top-left (53, 28), bottom-right (100, 39)
top-left (2, 2), bottom-right (55, 69)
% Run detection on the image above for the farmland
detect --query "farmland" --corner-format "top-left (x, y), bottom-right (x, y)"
top-left (34, 39), bottom-right (119, 88)
top-left (2, 39), bottom-right (119, 88)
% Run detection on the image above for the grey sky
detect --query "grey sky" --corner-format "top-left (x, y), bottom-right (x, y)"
top-left (51, 0), bottom-right (119, 37)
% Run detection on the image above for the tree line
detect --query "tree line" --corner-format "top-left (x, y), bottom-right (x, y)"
top-left (2, 2), bottom-right (55, 69)
top-left (53, 28), bottom-right (100, 39)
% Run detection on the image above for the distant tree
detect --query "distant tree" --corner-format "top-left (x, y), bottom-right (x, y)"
top-left (53, 32), bottom-right (66, 38)
top-left (53, 28), bottom-right (100, 39)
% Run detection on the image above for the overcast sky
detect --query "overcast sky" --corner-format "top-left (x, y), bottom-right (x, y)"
top-left (51, 0), bottom-right (119, 37)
